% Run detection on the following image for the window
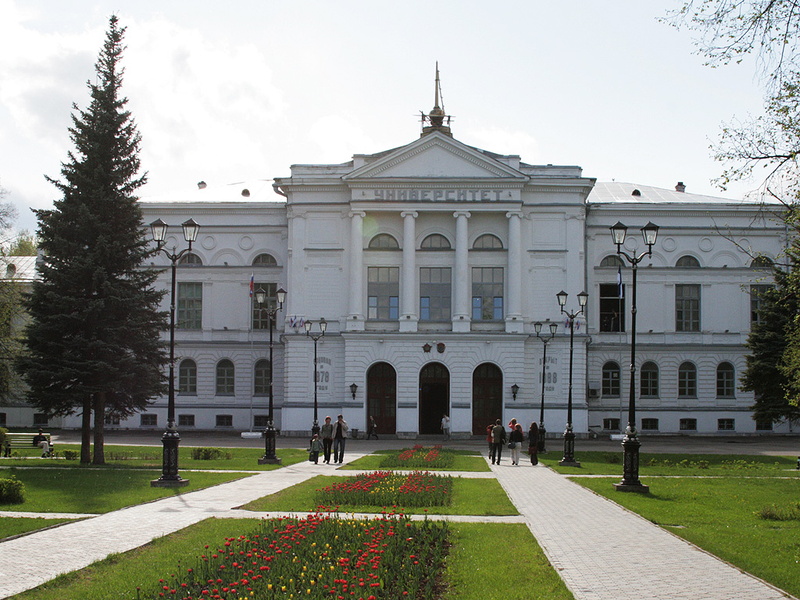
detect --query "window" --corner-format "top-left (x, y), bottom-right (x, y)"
top-left (755, 419), bottom-right (773, 431)
top-left (420, 234), bottom-right (451, 249)
top-left (641, 418), bottom-right (659, 431)
top-left (678, 362), bottom-right (697, 398)
top-left (600, 255), bottom-right (624, 267)
top-left (718, 418), bottom-right (735, 431)
top-left (104, 414), bottom-right (120, 425)
top-left (603, 418), bottom-right (620, 431)
top-left (0, 412), bottom-right (5, 426)
top-left (716, 362), bottom-right (736, 398)
top-left (750, 285), bottom-right (772, 325)
top-left (178, 359), bottom-right (197, 394)
top-left (676, 255), bottom-right (700, 268)
top-left (177, 282), bottom-right (202, 329)
top-left (368, 234), bottom-right (399, 249)
top-left (33, 413), bottom-right (48, 426)
top-left (254, 359), bottom-right (271, 396)
top-left (178, 414), bottom-right (195, 427)
top-left (750, 256), bottom-right (773, 268)
top-left (602, 362), bottom-right (621, 397)
top-left (216, 359), bottom-right (235, 396)
top-left (473, 234), bottom-right (503, 249)
top-left (216, 414), bottom-right (233, 428)
top-left (253, 253), bottom-right (278, 266)
top-left (675, 284), bottom-right (700, 332)
top-left (141, 414), bottom-right (157, 427)
top-left (679, 418), bottom-right (697, 431)
top-left (640, 362), bottom-right (659, 397)
top-left (252, 282), bottom-right (278, 329)
top-left (254, 415), bottom-right (270, 429)
top-left (368, 267), bottom-right (399, 320)
top-left (420, 267), bottom-right (451, 321)
top-left (472, 267), bottom-right (504, 321)
top-left (599, 283), bottom-right (625, 332)
top-left (178, 252), bottom-right (203, 266)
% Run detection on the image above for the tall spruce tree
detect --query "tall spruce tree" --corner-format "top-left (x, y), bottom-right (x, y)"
top-left (18, 16), bottom-right (167, 464)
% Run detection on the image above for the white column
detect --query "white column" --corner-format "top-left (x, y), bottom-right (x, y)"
top-left (347, 211), bottom-right (365, 331)
top-left (453, 210), bottom-right (471, 332)
top-left (400, 211), bottom-right (418, 332)
top-left (506, 210), bottom-right (524, 333)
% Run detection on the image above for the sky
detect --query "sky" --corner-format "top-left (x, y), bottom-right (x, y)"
top-left (0, 0), bottom-right (768, 234)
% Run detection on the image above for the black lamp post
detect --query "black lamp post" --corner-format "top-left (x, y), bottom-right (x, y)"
top-left (611, 221), bottom-right (658, 493)
top-left (256, 286), bottom-right (286, 465)
top-left (534, 321), bottom-right (558, 452)
top-left (305, 318), bottom-right (327, 435)
top-left (149, 218), bottom-right (199, 488)
top-left (556, 289), bottom-right (588, 467)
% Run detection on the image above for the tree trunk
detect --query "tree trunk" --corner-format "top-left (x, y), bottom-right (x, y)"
top-left (80, 397), bottom-right (92, 464)
top-left (92, 391), bottom-right (106, 465)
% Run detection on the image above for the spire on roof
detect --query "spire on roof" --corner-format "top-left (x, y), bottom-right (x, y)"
top-left (420, 62), bottom-right (453, 137)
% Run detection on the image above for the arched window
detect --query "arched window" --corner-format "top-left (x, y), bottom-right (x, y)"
top-left (602, 361), bottom-right (621, 397)
top-left (420, 234), bottom-right (451, 249)
top-left (678, 362), bottom-right (697, 398)
top-left (254, 359), bottom-right (271, 396)
top-left (716, 362), bottom-right (736, 398)
top-left (676, 255), bottom-right (700, 268)
top-left (5, 264), bottom-right (16, 278)
top-left (368, 234), bottom-right (399, 249)
top-left (750, 256), bottom-right (773, 268)
top-left (640, 361), bottom-right (659, 397)
top-left (178, 359), bottom-right (197, 394)
top-left (473, 234), bottom-right (503, 249)
top-left (600, 255), bottom-right (624, 267)
top-left (216, 359), bottom-right (235, 396)
top-left (178, 252), bottom-right (203, 266)
top-left (253, 253), bottom-right (278, 266)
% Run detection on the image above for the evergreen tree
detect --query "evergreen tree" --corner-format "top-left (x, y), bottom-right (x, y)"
top-left (17, 16), bottom-right (167, 464)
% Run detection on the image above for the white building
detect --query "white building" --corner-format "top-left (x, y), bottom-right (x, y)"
top-left (17, 103), bottom-right (788, 437)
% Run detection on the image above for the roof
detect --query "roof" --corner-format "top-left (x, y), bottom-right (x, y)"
top-left (587, 181), bottom-right (768, 205)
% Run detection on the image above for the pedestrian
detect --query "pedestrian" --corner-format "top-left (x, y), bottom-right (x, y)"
top-left (441, 414), bottom-right (451, 441)
top-left (528, 421), bottom-right (539, 465)
top-left (486, 424), bottom-right (494, 461)
top-left (367, 415), bottom-right (379, 440)
top-left (509, 423), bottom-right (524, 465)
top-left (320, 416), bottom-right (334, 464)
top-left (490, 419), bottom-right (506, 464)
top-left (33, 429), bottom-right (50, 458)
top-left (333, 414), bottom-right (349, 463)
top-left (308, 433), bottom-right (322, 464)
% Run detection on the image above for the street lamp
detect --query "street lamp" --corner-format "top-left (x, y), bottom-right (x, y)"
top-left (511, 383), bottom-right (519, 401)
top-left (556, 289), bottom-right (588, 467)
top-left (350, 383), bottom-right (358, 400)
top-left (534, 321), bottom-right (558, 452)
top-left (149, 218), bottom-right (199, 488)
top-left (256, 286), bottom-right (286, 465)
top-left (610, 221), bottom-right (658, 493)
top-left (305, 318), bottom-right (327, 435)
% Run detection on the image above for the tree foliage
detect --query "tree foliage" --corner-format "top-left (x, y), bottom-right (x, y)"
top-left (17, 16), bottom-right (167, 464)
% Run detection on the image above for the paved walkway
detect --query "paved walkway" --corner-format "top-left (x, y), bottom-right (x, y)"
top-left (0, 455), bottom-right (795, 599)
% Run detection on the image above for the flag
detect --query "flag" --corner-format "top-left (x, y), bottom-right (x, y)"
top-left (617, 265), bottom-right (623, 298)
top-left (249, 273), bottom-right (254, 297)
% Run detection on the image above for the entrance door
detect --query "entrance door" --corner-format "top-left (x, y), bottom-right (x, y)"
top-left (367, 362), bottom-right (396, 434)
top-left (472, 363), bottom-right (502, 434)
top-left (419, 362), bottom-right (449, 434)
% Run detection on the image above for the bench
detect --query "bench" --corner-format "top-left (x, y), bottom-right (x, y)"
top-left (2, 432), bottom-right (54, 457)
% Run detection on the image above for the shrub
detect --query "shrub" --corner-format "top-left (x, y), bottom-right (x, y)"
top-left (605, 452), bottom-right (622, 464)
top-left (62, 450), bottom-right (79, 461)
top-left (190, 447), bottom-right (231, 461)
top-left (0, 477), bottom-right (25, 504)
top-left (758, 503), bottom-right (800, 521)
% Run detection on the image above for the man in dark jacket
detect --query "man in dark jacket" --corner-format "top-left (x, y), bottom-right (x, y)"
top-left (490, 419), bottom-right (506, 464)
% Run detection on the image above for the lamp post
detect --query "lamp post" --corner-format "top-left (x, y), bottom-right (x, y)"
top-left (511, 383), bottom-right (519, 401)
top-left (149, 218), bottom-right (199, 488)
top-left (305, 318), bottom-right (327, 435)
top-left (611, 221), bottom-right (658, 493)
top-left (556, 289), bottom-right (588, 467)
top-left (256, 286), bottom-right (286, 465)
top-left (534, 321), bottom-right (559, 452)
top-left (350, 383), bottom-right (358, 401)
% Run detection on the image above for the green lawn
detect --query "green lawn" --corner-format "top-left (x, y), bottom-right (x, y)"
top-left (239, 474), bottom-right (518, 515)
top-left (0, 516), bottom-right (77, 539)
top-left (342, 448), bottom-right (490, 472)
top-left (576, 476), bottom-right (800, 598)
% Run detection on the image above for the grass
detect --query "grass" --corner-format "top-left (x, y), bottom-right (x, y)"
top-left (576, 476), bottom-right (800, 598)
top-left (10, 518), bottom-right (573, 600)
top-left (342, 448), bottom-right (490, 472)
top-left (239, 474), bottom-right (519, 515)
top-left (0, 516), bottom-right (76, 539)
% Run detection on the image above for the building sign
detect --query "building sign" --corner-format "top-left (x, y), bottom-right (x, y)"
top-left (538, 354), bottom-right (558, 393)
top-left (316, 356), bottom-right (332, 399)
top-left (369, 189), bottom-right (517, 202)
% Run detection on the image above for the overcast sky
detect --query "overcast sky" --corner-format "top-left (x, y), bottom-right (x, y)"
top-left (0, 0), bottom-right (767, 233)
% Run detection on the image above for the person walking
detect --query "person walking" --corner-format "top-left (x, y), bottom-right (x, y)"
top-left (486, 424), bottom-right (494, 461)
top-left (320, 416), bottom-right (334, 464)
top-left (528, 421), bottom-right (539, 465)
top-left (333, 414), bottom-right (349, 463)
top-left (509, 423), bottom-right (524, 465)
top-left (308, 433), bottom-right (322, 464)
top-left (441, 414), bottom-right (451, 441)
top-left (367, 415), bottom-right (379, 440)
top-left (490, 419), bottom-right (506, 464)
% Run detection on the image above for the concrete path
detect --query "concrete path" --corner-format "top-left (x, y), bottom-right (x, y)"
top-left (0, 454), bottom-right (795, 599)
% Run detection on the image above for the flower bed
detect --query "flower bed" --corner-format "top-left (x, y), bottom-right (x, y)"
top-left (378, 445), bottom-right (455, 470)
top-left (140, 512), bottom-right (449, 599)
top-left (315, 471), bottom-right (453, 508)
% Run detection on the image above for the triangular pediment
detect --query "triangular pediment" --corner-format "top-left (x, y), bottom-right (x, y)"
top-left (343, 132), bottom-right (527, 182)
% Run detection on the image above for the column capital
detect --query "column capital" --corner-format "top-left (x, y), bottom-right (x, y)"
top-left (349, 210), bottom-right (366, 219)
top-left (400, 210), bottom-right (418, 219)
top-left (506, 210), bottom-right (524, 219)
top-left (453, 210), bottom-right (471, 219)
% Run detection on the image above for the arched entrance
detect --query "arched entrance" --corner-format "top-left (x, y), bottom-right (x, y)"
top-left (419, 362), bottom-right (449, 434)
top-left (367, 362), bottom-right (396, 434)
top-left (472, 363), bottom-right (502, 434)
